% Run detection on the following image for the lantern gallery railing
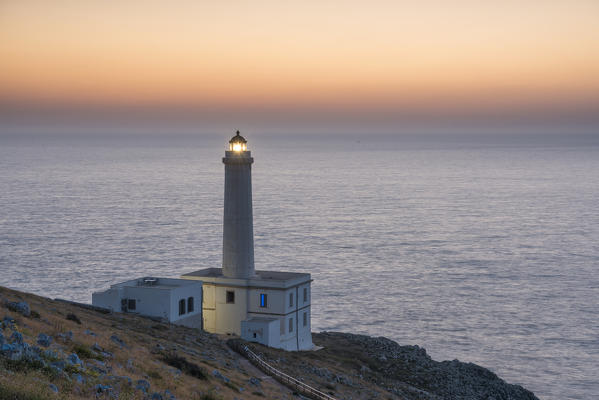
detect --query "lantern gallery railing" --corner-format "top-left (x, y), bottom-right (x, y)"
top-left (227, 339), bottom-right (338, 400)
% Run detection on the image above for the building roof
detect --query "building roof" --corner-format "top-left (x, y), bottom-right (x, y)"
top-left (183, 268), bottom-right (309, 282)
top-left (110, 277), bottom-right (201, 290)
top-left (229, 130), bottom-right (247, 144)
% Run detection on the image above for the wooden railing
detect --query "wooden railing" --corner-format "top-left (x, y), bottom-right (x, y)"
top-left (228, 339), bottom-right (337, 400)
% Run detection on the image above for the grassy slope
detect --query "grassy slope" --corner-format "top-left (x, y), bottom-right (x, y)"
top-left (0, 286), bottom-right (291, 400)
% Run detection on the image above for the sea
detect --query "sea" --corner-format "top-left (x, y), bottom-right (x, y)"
top-left (1, 131), bottom-right (598, 400)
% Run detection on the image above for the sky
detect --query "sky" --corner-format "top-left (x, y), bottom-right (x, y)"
top-left (1, 0), bottom-right (598, 134)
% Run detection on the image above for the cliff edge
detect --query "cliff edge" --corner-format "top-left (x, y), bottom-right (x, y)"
top-left (0, 286), bottom-right (538, 400)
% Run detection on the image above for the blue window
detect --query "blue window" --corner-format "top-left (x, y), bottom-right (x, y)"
top-left (260, 293), bottom-right (267, 308)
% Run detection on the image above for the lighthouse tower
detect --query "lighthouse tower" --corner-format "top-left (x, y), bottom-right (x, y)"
top-left (182, 131), bottom-right (314, 351)
top-left (222, 131), bottom-right (255, 279)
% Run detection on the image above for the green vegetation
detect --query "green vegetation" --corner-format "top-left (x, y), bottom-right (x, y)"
top-left (0, 385), bottom-right (50, 400)
top-left (72, 343), bottom-right (93, 359)
top-left (161, 353), bottom-right (207, 380)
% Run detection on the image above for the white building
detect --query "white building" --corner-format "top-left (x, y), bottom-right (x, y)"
top-left (182, 131), bottom-right (314, 351)
top-left (92, 277), bottom-right (203, 329)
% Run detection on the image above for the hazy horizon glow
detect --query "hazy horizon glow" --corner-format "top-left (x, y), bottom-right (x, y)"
top-left (1, 0), bottom-right (598, 132)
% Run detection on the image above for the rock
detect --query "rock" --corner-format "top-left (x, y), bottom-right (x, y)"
top-left (72, 373), bottom-right (85, 384)
top-left (126, 358), bottom-right (134, 371)
top-left (57, 331), bottom-right (73, 341)
top-left (91, 343), bottom-right (113, 358)
top-left (1, 316), bottom-right (16, 330)
top-left (0, 331), bottom-right (4, 346)
top-left (10, 331), bottom-right (23, 345)
top-left (107, 375), bottom-right (132, 386)
top-left (48, 383), bottom-right (58, 393)
top-left (316, 332), bottom-right (539, 400)
top-left (212, 369), bottom-right (230, 383)
top-left (249, 377), bottom-right (261, 386)
top-left (90, 359), bottom-right (106, 368)
top-left (90, 365), bottom-right (107, 375)
top-left (37, 333), bottom-right (51, 347)
top-left (1, 343), bottom-right (23, 360)
top-left (136, 379), bottom-right (151, 393)
top-left (95, 384), bottom-right (112, 394)
top-left (84, 329), bottom-right (97, 337)
top-left (43, 349), bottom-right (59, 360)
top-left (92, 342), bottom-right (104, 352)
top-left (164, 389), bottom-right (177, 400)
top-left (151, 393), bottom-right (164, 400)
top-left (50, 361), bottom-right (66, 372)
top-left (6, 301), bottom-right (30, 317)
top-left (67, 353), bottom-right (82, 366)
top-left (110, 334), bottom-right (126, 348)
top-left (23, 345), bottom-right (43, 362)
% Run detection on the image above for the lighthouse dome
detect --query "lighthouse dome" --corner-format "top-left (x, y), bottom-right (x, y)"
top-left (229, 130), bottom-right (248, 151)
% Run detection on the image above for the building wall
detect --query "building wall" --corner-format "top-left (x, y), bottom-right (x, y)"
top-left (199, 280), bottom-right (313, 350)
top-left (202, 284), bottom-right (248, 335)
top-left (92, 288), bottom-right (123, 311)
top-left (124, 286), bottom-right (171, 320)
top-left (92, 280), bottom-right (202, 327)
top-left (241, 318), bottom-right (280, 348)
top-left (202, 285), bottom-right (216, 332)
top-left (168, 284), bottom-right (203, 324)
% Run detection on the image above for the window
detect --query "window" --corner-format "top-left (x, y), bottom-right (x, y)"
top-left (226, 290), bottom-right (235, 304)
top-left (127, 299), bottom-right (136, 311)
top-left (289, 293), bottom-right (294, 307)
top-left (303, 312), bottom-right (307, 327)
top-left (260, 293), bottom-right (267, 308)
top-left (303, 287), bottom-right (308, 303)
top-left (289, 317), bottom-right (293, 333)
top-left (179, 299), bottom-right (186, 315)
top-left (188, 297), bottom-right (194, 313)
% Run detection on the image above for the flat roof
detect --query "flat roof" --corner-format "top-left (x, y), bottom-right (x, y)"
top-left (182, 268), bottom-right (309, 282)
top-left (111, 277), bottom-right (201, 290)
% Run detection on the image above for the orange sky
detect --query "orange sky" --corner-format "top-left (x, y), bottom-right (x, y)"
top-left (1, 0), bottom-right (598, 130)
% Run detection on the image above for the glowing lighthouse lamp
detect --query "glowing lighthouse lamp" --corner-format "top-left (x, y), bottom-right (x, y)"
top-left (229, 130), bottom-right (247, 152)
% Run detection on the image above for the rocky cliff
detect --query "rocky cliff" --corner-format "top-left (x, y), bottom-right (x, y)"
top-left (0, 286), bottom-right (538, 400)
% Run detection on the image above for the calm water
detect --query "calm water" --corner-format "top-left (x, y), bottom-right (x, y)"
top-left (1, 133), bottom-right (598, 400)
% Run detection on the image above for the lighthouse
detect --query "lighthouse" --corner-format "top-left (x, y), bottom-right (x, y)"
top-left (222, 131), bottom-right (255, 279)
top-left (182, 131), bottom-right (314, 351)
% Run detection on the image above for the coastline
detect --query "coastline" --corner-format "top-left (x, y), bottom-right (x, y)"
top-left (0, 285), bottom-right (538, 400)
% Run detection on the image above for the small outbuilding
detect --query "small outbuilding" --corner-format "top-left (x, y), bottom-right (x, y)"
top-left (92, 277), bottom-right (203, 329)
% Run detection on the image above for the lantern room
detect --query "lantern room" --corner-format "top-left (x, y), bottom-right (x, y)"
top-left (229, 130), bottom-right (248, 152)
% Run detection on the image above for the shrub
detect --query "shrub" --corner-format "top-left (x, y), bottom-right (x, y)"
top-left (0, 384), bottom-right (49, 400)
top-left (66, 313), bottom-right (81, 324)
top-left (200, 394), bottom-right (221, 400)
top-left (147, 370), bottom-right (162, 380)
top-left (72, 343), bottom-right (93, 359)
top-left (161, 353), bottom-right (207, 380)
